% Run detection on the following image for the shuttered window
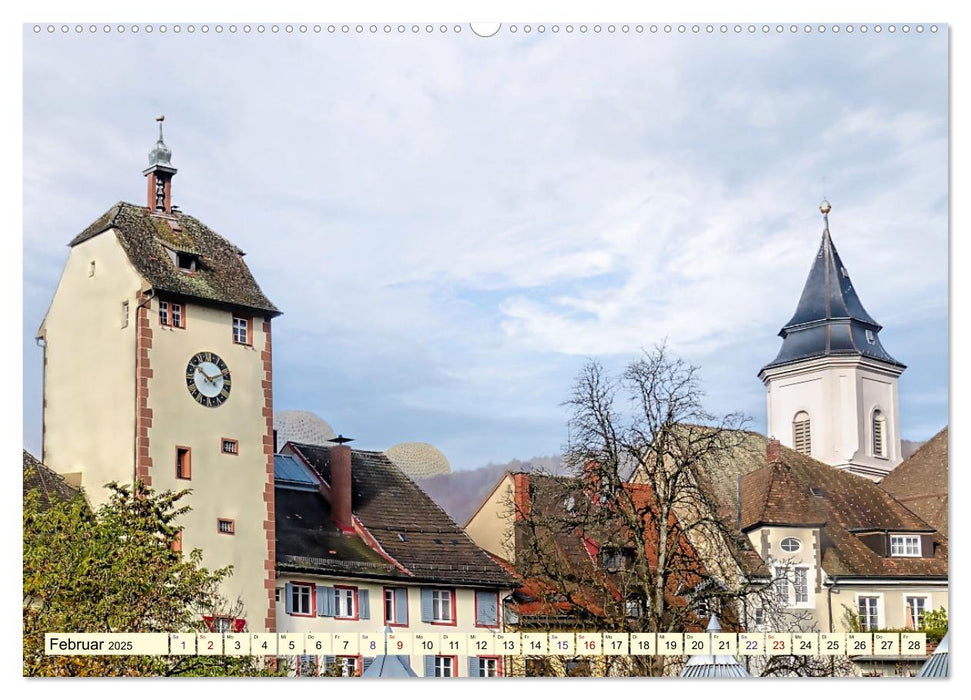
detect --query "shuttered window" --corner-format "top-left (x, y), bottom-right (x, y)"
top-left (385, 587), bottom-right (408, 626)
top-left (475, 590), bottom-right (499, 627)
top-left (872, 410), bottom-right (886, 458)
top-left (793, 412), bottom-right (811, 455)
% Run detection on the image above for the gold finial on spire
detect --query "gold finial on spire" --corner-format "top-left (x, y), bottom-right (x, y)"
top-left (820, 198), bottom-right (831, 229)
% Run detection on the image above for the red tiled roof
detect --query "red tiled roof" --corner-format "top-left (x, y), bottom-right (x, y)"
top-left (880, 427), bottom-right (948, 536)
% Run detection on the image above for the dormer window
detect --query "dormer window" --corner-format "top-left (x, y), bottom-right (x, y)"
top-left (176, 252), bottom-right (197, 273)
top-left (600, 546), bottom-right (635, 572)
top-left (890, 534), bottom-right (921, 557)
top-left (865, 329), bottom-right (876, 345)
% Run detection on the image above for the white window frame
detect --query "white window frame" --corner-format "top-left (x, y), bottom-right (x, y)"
top-left (905, 595), bottom-right (930, 629)
top-left (780, 537), bottom-right (801, 553)
top-left (890, 534), bottom-right (921, 557)
top-left (431, 589), bottom-right (453, 623)
top-left (335, 587), bottom-right (357, 619)
top-left (793, 567), bottom-right (810, 605)
top-left (291, 583), bottom-right (313, 616)
top-left (478, 657), bottom-right (499, 677)
top-left (337, 656), bottom-right (359, 677)
top-left (232, 316), bottom-right (250, 345)
top-left (159, 300), bottom-right (169, 326)
top-left (857, 595), bottom-right (882, 631)
top-left (434, 655), bottom-right (455, 677)
top-left (774, 566), bottom-right (790, 606)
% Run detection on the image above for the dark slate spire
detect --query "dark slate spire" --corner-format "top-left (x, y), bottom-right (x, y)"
top-left (761, 201), bottom-right (904, 373)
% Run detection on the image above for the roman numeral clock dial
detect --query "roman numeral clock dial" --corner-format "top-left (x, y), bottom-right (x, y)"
top-left (185, 351), bottom-right (232, 407)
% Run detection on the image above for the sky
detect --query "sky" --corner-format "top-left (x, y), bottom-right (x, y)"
top-left (21, 24), bottom-right (948, 472)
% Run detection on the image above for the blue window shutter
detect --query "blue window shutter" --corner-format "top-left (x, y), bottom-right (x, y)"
top-left (395, 588), bottom-right (408, 625)
top-left (359, 589), bottom-right (370, 620)
top-left (421, 588), bottom-right (433, 622)
top-left (468, 656), bottom-right (480, 677)
top-left (284, 582), bottom-right (294, 615)
top-left (476, 591), bottom-right (498, 626)
top-left (318, 586), bottom-right (335, 617)
top-left (424, 655), bottom-right (436, 677)
top-left (362, 657), bottom-right (374, 674)
top-left (323, 655), bottom-right (336, 671)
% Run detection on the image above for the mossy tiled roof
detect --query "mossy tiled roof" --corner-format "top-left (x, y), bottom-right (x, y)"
top-left (23, 450), bottom-right (83, 511)
top-left (70, 202), bottom-right (280, 317)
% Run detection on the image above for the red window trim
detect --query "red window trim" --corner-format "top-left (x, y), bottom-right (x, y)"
top-left (334, 585), bottom-right (360, 621)
top-left (435, 654), bottom-right (459, 678)
top-left (175, 446), bottom-right (192, 480)
top-left (159, 300), bottom-right (186, 329)
top-left (202, 615), bottom-right (239, 633)
top-left (430, 587), bottom-right (458, 627)
top-left (232, 314), bottom-right (253, 346)
top-left (474, 590), bottom-right (500, 629)
top-left (289, 581), bottom-right (317, 618)
top-left (170, 528), bottom-right (183, 553)
top-left (383, 586), bottom-right (409, 628)
top-left (221, 437), bottom-right (239, 456)
top-left (216, 518), bottom-right (235, 535)
top-left (477, 655), bottom-right (503, 678)
top-left (336, 655), bottom-right (362, 677)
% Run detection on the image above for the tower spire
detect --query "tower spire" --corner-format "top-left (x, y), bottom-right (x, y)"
top-left (142, 115), bottom-right (177, 214)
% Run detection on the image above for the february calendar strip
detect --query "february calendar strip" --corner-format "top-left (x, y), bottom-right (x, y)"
top-left (44, 632), bottom-right (925, 657)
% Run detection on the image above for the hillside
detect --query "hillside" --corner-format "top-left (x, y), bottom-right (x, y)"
top-left (419, 455), bottom-right (567, 525)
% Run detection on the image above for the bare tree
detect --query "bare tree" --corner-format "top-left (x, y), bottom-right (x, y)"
top-left (508, 343), bottom-right (851, 677)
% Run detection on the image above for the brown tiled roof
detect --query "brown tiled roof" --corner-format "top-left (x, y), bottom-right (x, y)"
top-left (70, 202), bottom-right (280, 316)
top-left (276, 487), bottom-right (405, 580)
top-left (880, 427), bottom-right (948, 536)
top-left (23, 450), bottom-right (82, 510)
top-left (740, 461), bottom-right (827, 531)
top-left (290, 444), bottom-right (515, 587)
top-left (710, 433), bottom-right (947, 580)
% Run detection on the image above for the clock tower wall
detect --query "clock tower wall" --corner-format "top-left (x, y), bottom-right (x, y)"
top-left (40, 231), bottom-right (145, 506)
top-left (145, 300), bottom-right (274, 630)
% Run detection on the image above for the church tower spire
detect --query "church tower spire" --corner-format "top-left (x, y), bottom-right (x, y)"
top-left (758, 201), bottom-right (906, 481)
top-left (142, 115), bottom-right (177, 214)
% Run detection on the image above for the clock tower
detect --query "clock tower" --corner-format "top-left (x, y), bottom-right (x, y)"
top-left (37, 121), bottom-right (281, 631)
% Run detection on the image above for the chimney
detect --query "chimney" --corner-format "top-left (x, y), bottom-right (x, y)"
top-left (767, 438), bottom-right (782, 465)
top-left (329, 435), bottom-right (354, 532)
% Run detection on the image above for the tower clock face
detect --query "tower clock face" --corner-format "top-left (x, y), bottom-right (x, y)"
top-left (185, 351), bottom-right (231, 407)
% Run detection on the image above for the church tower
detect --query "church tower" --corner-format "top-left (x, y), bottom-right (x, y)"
top-left (37, 119), bottom-right (281, 630)
top-left (758, 201), bottom-right (905, 481)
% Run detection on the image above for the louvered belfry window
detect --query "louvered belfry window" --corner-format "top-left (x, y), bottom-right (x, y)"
top-left (872, 410), bottom-right (886, 458)
top-left (793, 412), bottom-right (811, 455)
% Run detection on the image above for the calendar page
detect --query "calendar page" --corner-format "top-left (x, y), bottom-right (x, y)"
top-left (20, 0), bottom-right (951, 684)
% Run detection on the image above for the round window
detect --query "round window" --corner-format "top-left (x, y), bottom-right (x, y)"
top-left (781, 537), bottom-right (801, 553)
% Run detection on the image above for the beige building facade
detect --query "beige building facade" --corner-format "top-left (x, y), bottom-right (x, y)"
top-left (37, 126), bottom-right (281, 631)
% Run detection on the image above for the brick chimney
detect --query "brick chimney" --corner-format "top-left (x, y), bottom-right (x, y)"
top-left (329, 441), bottom-right (354, 532)
top-left (767, 437), bottom-right (782, 465)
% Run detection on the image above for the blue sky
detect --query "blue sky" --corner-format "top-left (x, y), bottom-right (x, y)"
top-left (22, 25), bottom-right (948, 471)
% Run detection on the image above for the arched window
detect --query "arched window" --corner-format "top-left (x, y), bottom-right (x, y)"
top-left (793, 411), bottom-right (811, 455)
top-left (872, 410), bottom-right (887, 458)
